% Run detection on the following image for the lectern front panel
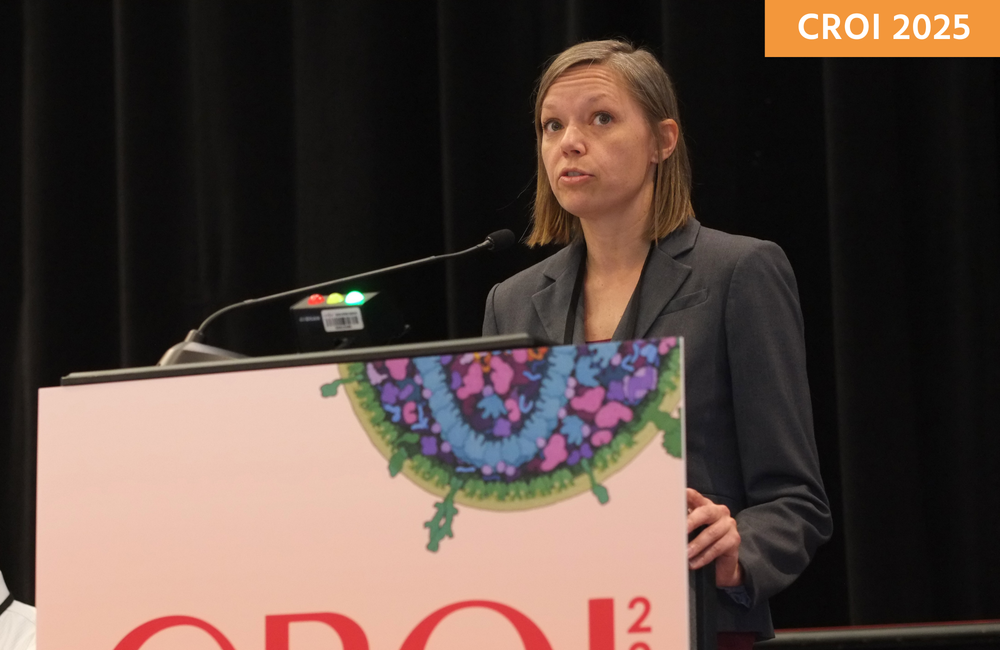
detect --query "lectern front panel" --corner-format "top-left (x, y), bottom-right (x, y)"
top-left (37, 340), bottom-right (688, 650)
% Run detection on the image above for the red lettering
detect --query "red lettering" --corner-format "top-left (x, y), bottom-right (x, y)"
top-left (114, 616), bottom-right (236, 650)
top-left (627, 597), bottom-right (652, 633)
top-left (400, 600), bottom-right (552, 650)
top-left (265, 613), bottom-right (369, 650)
top-left (589, 598), bottom-right (615, 650)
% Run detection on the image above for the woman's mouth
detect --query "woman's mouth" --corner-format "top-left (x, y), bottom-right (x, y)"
top-left (560, 170), bottom-right (593, 184)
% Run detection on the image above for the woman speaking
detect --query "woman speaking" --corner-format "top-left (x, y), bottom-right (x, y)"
top-left (483, 40), bottom-right (832, 646)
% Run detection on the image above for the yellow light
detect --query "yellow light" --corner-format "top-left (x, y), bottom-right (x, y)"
top-left (326, 293), bottom-right (344, 305)
top-left (344, 291), bottom-right (365, 305)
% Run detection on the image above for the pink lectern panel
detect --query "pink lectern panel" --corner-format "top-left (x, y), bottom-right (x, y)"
top-left (37, 341), bottom-right (687, 650)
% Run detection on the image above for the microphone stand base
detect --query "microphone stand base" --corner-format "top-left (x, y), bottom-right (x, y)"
top-left (157, 340), bottom-right (248, 366)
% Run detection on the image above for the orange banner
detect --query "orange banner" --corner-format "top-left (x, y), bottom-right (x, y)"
top-left (765, 0), bottom-right (1000, 57)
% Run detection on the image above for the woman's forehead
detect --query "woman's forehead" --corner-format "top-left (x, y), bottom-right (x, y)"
top-left (542, 64), bottom-right (629, 109)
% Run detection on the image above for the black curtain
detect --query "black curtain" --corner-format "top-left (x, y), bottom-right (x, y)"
top-left (1, 0), bottom-right (997, 629)
top-left (825, 59), bottom-right (1000, 623)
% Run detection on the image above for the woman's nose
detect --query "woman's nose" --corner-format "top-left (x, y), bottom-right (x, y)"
top-left (559, 124), bottom-right (586, 155)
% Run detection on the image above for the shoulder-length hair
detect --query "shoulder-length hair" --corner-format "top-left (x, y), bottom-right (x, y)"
top-left (527, 39), bottom-right (694, 246)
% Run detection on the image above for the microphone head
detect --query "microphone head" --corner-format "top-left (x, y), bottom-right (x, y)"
top-left (485, 229), bottom-right (516, 252)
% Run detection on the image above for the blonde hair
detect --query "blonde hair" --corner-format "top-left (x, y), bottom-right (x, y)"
top-left (527, 39), bottom-right (694, 246)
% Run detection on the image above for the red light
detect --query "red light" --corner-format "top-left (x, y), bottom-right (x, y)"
top-left (307, 294), bottom-right (325, 305)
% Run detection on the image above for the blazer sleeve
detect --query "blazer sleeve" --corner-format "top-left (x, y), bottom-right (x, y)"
top-left (724, 240), bottom-right (833, 606)
top-left (482, 283), bottom-right (500, 336)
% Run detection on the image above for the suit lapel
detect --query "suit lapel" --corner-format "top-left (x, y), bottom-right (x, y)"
top-left (531, 241), bottom-right (584, 344)
top-left (635, 218), bottom-right (701, 338)
top-left (530, 218), bottom-right (701, 343)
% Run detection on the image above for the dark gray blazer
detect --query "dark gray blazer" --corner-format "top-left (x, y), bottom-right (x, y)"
top-left (483, 217), bottom-right (832, 637)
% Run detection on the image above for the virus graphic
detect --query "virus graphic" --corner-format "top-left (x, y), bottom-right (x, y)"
top-left (322, 339), bottom-right (683, 552)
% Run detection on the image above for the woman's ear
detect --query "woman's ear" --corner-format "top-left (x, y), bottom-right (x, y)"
top-left (654, 118), bottom-right (679, 162)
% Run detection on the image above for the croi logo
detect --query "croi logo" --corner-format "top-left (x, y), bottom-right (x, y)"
top-left (113, 597), bottom-right (655, 650)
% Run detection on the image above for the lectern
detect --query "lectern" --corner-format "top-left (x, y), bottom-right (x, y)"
top-left (37, 335), bottom-right (697, 650)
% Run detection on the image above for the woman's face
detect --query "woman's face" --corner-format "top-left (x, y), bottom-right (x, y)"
top-left (539, 64), bottom-right (661, 225)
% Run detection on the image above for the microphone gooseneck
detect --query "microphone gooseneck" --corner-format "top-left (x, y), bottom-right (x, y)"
top-left (189, 230), bottom-right (517, 343)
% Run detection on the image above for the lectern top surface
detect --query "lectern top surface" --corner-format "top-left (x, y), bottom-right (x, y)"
top-left (60, 334), bottom-right (544, 386)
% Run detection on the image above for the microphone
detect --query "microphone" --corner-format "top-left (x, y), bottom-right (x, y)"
top-left (484, 229), bottom-right (516, 252)
top-left (157, 229), bottom-right (517, 365)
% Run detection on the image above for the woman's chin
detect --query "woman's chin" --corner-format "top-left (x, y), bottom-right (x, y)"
top-left (554, 197), bottom-right (601, 220)
top-left (561, 205), bottom-right (623, 226)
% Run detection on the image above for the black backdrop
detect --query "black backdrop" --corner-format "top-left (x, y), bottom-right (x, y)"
top-left (2, 0), bottom-right (998, 628)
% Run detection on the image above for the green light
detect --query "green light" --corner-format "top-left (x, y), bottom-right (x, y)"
top-left (344, 290), bottom-right (365, 305)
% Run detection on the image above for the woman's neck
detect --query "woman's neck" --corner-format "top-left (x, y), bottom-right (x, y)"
top-left (578, 213), bottom-right (650, 342)
top-left (579, 212), bottom-right (651, 279)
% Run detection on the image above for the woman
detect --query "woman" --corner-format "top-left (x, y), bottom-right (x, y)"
top-left (483, 40), bottom-right (832, 643)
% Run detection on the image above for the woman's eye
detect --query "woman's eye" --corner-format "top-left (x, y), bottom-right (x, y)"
top-left (542, 119), bottom-right (562, 133)
top-left (594, 112), bottom-right (613, 126)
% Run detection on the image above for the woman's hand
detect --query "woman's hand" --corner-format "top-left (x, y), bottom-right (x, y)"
top-left (687, 488), bottom-right (743, 587)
